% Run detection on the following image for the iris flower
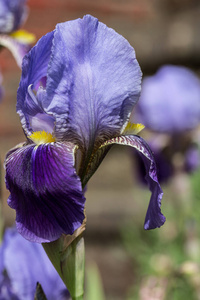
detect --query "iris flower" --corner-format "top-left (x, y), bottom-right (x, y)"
top-left (0, 227), bottom-right (70, 300)
top-left (0, 71), bottom-right (3, 102)
top-left (134, 65), bottom-right (200, 182)
top-left (136, 65), bottom-right (200, 133)
top-left (5, 15), bottom-right (165, 243)
top-left (0, 0), bottom-right (35, 67)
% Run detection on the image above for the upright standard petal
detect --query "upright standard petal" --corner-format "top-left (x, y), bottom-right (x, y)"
top-left (44, 15), bottom-right (142, 147)
top-left (17, 31), bottom-right (54, 135)
top-left (5, 142), bottom-right (85, 243)
top-left (95, 135), bottom-right (166, 229)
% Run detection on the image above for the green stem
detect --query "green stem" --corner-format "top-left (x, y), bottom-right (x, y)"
top-left (63, 236), bottom-right (85, 299)
top-left (72, 296), bottom-right (84, 300)
top-left (42, 230), bottom-right (85, 300)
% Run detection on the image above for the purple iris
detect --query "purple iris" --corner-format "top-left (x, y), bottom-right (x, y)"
top-left (0, 227), bottom-right (70, 300)
top-left (0, 71), bottom-right (3, 102)
top-left (134, 65), bottom-right (200, 182)
top-left (136, 65), bottom-right (200, 133)
top-left (5, 15), bottom-right (165, 243)
top-left (0, 0), bottom-right (27, 34)
top-left (0, 0), bottom-right (35, 67)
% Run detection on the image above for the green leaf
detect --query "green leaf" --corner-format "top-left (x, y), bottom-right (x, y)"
top-left (86, 263), bottom-right (105, 300)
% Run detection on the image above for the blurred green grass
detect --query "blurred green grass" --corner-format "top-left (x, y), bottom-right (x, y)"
top-left (121, 169), bottom-right (200, 300)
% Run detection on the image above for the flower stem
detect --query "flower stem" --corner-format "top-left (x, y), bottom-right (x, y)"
top-left (72, 296), bottom-right (84, 300)
top-left (42, 226), bottom-right (85, 300)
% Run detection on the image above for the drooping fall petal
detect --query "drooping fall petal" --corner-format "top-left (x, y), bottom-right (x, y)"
top-left (91, 135), bottom-right (166, 229)
top-left (5, 142), bottom-right (85, 243)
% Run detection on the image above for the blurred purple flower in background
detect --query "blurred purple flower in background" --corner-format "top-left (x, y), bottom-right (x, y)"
top-left (0, 0), bottom-right (27, 33)
top-left (136, 65), bottom-right (200, 133)
top-left (133, 65), bottom-right (200, 182)
top-left (4, 15), bottom-right (165, 244)
top-left (0, 0), bottom-right (35, 67)
top-left (0, 227), bottom-right (70, 300)
top-left (0, 71), bottom-right (4, 102)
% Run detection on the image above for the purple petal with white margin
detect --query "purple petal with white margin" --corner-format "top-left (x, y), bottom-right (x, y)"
top-left (5, 142), bottom-right (85, 243)
top-left (44, 15), bottom-right (142, 147)
top-left (98, 135), bottom-right (166, 229)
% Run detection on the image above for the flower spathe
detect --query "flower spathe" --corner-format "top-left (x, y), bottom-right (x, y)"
top-left (5, 15), bottom-right (165, 243)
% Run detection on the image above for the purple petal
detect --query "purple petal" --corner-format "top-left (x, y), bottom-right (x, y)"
top-left (185, 145), bottom-right (200, 173)
top-left (135, 148), bottom-right (173, 184)
top-left (0, 72), bottom-right (4, 103)
top-left (5, 142), bottom-right (85, 243)
top-left (100, 135), bottom-right (166, 229)
top-left (0, 0), bottom-right (27, 33)
top-left (45, 15), bottom-right (142, 146)
top-left (29, 112), bottom-right (55, 133)
top-left (0, 227), bottom-right (69, 300)
top-left (135, 65), bottom-right (200, 133)
top-left (17, 31), bottom-right (54, 135)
